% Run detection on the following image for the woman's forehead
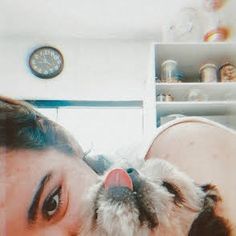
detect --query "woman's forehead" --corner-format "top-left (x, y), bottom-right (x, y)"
top-left (1, 149), bottom-right (73, 181)
top-left (2, 148), bottom-right (97, 181)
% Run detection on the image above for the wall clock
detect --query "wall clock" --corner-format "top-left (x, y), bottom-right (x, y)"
top-left (29, 46), bottom-right (64, 79)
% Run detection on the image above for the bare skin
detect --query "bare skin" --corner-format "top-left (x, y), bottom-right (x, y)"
top-left (0, 148), bottom-right (98, 236)
top-left (145, 119), bottom-right (236, 234)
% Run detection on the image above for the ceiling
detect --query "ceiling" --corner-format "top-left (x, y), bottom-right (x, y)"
top-left (0, 0), bottom-right (235, 40)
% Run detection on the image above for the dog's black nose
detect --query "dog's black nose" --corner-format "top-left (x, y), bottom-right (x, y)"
top-left (126, 168), bottom-right (141, 189)
top-left (126, 167), bottom-right (137, 175)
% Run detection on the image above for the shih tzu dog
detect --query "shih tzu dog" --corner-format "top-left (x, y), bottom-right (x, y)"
top-left (82, 155), bottom-right (231, 236)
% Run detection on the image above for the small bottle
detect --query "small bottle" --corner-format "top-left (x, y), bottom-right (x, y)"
top-left (156, 94), bottom-right (166, 102)
top-left (156, 94), bottom-right (174, 102)
top-left (165, 94), bottom-right (174, 102)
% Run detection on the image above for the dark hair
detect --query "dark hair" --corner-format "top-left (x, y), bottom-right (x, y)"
top-left (0, 96), bottom-right (83, 157)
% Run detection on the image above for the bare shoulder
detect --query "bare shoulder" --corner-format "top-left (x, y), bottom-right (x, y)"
top-left (145, 117), bottom-right (236, 231)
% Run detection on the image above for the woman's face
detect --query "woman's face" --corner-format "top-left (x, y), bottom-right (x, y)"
top-left (0, 148), bottom-right (98, 236)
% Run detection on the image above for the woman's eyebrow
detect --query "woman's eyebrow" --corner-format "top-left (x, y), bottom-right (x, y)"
top-left (28, 172), bottom-right (52, 224)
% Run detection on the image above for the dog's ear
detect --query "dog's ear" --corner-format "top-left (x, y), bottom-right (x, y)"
top-left (83, 154), bottom-right (113, 175)
top-left (188, 208), bottom-right (231, 236)
top-left (188, 184), bottom-right (231, 236)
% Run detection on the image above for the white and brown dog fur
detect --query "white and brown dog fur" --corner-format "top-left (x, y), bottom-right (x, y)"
top-left (81, 156), bottom-right (231, 236)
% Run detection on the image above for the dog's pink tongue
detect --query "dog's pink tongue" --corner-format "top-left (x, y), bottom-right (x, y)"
top-left (104, 168), bottom-right (133, 191)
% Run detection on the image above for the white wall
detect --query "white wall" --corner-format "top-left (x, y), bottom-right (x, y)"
top-left (0, 36), bottom-right (152, 100)
top-left (0, 36), bottom-right (155, 152)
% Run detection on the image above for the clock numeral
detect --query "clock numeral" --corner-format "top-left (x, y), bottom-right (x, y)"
top-left (56, 59), bottom-right (61, 65)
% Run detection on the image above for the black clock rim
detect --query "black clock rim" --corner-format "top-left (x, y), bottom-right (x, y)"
top-left (29, 46), bottom-right (64, 79)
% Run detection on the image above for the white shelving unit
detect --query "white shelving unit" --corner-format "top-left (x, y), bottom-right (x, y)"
top-left (156, 82), bottom-right (236, 101)
top-left (151, 43), bottom-right (236, 130)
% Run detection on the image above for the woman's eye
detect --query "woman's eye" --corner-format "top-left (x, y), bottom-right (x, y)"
top-left (42, 187), bottom-right (61, 220)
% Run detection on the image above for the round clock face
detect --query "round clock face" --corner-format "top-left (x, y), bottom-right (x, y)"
top-left (29, 46), bottom-right (64, 79)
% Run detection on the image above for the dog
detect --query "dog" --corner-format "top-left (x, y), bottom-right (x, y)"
top-left (82, 156), bottom-right (231, 236)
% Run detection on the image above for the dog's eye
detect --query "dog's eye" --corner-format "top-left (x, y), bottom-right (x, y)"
top-left (162, 181), bottom-right (184, 205)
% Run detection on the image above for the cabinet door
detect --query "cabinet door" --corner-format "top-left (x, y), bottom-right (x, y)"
top-left (57, 107), bottom-right (143, 155)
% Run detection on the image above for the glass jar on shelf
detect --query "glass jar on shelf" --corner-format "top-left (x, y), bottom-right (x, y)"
top-left (219, 62), bottom-right (236, 82)
top-left (161, 60), bottom-right (178, 83)
top-left (199, 63), bottom-right (218, 82)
